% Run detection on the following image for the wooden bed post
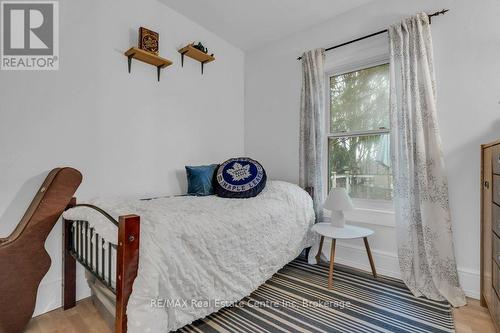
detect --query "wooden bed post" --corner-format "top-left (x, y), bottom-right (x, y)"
top-left (62, 197), bottom-right (77, 310)
top-left (304, 186), bottom-right (314, 200)
top-left (116, 214), bottom-right (140, 333)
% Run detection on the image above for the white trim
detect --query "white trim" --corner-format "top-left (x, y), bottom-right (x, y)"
top-left (326, 55), bottom-right (390, 79)
top-left (456, 267), bottom-right (481, 300)
top-left (320, 239), bottom-right (480, 300)
top-left (352, 198), bottom-right (394, 211)
top-left (324, 205), bottom-right (396, 228)
top-left (328, 128), bottom-right (390, 138)
top-left (345, 208), bottom-right (395, 227)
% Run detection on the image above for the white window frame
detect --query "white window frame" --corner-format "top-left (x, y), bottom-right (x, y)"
top-left (324, 57), bottom-right (395, 227)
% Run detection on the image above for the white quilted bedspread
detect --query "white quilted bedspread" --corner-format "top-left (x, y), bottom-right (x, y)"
top-left (63, 181), bottom-right (315, 332)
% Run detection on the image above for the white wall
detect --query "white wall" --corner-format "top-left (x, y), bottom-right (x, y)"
top-left (0, 0), bottom-right (244, 316)
top-left (245, 0), bottom-right (500, 299)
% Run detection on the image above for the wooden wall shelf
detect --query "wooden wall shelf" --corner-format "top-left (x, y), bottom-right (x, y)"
top-left (178, 44), bottom-right (215, 74)
top-left (124, 47), bottom-right (173, 81)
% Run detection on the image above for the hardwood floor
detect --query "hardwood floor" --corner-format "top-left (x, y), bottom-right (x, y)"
top-left (24, 297), bottom-right (495, 333)
top-left (25, 299), bottom-right (112, 333)
top-left (453, 298), bottom-right (496, 333)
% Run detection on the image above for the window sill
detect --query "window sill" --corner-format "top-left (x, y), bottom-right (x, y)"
top-left (323, 201), bottom-right (395, 228)
top-left (352, 198), bottom-right (394, 212)
top-left (346, 208), bottom-right (395, 227)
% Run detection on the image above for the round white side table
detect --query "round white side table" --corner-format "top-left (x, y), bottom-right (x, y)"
top-left (312, 223), bottom-right (377, 289)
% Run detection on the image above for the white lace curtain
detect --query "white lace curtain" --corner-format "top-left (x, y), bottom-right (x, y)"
top-left (389, 13), bottom-right (466, 307)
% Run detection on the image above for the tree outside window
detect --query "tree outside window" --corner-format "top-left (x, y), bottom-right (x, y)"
top-left (328, 63), bottom-right (392, 201)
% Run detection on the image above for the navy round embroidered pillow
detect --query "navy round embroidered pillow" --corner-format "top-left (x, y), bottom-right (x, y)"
top-left (214, 158), bottom-right (267, 198)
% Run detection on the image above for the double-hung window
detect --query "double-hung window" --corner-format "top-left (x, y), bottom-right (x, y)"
top-left (327, 63), bottom-right (392, 204)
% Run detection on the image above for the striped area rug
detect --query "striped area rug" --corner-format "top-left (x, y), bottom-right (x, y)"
top-left (178, 257), bottom-right (455, 333)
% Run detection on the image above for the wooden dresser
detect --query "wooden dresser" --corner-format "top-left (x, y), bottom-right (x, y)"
top-left (481, 140), bottom-right (500, 331)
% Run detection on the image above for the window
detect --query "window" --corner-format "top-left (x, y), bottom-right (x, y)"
top-left (327, 63), bottom-right (392, 202)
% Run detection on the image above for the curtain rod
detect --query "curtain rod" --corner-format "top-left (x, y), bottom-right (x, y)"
top-left (297, 9), bottom-right (449, 60)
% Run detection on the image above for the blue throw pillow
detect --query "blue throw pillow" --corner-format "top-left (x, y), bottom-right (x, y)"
top-left (214, 157), bottom-right (266, 198)
top-left (185, 164), bottom-right (218, 196)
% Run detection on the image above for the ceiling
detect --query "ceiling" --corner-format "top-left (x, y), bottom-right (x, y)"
top-left (160, 0), bottom-right (375, 50)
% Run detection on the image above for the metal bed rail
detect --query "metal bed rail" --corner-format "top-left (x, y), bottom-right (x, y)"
top-left (68, 220), bottom-right (117, 293)
top-left (64, 204), bottom-right (121, 294)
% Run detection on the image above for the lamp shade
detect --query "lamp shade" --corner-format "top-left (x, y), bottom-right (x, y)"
top-left (323, 187), bottom-right (355, 211)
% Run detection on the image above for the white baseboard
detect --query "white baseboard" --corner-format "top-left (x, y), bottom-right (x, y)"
top-left (321, 240), bottom-right (480, 300)
top-left (456, 267), bottom-right (481, 300)
top-left (33, 273), bottom-right (90, 317)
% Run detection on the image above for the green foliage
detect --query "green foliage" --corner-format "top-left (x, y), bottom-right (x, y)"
top-left (328, 64), bottom-right (392, 200)
top-left (330, 63), bottom-right (389, 133)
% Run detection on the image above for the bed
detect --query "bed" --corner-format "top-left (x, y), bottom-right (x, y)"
top-left (61, 180), bottom-right (315, 333)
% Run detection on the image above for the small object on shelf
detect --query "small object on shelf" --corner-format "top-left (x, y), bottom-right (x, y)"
top-left (138, 27), bottom-right (159, 55)
top-left (178, 43), bottom-right (215, 75)
top-left (124, 47), bottom-right (173, 82)
top-left (193, 42), bottom-right (208, 54)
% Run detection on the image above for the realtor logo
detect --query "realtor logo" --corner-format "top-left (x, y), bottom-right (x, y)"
top-left (1, 1), bottom-right (58, 70)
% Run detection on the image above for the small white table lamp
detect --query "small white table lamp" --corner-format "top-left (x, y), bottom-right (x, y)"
top-left (323, 187), bottom-right (355, 228)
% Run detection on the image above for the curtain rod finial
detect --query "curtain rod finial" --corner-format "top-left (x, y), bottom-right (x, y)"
top-left (433, 9), bottom-right (449, 16)
top-left (429, 8), bottom-right (449, 23)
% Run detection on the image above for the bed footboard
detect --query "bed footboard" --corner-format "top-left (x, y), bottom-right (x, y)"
top-left (62, 198), bottom-right (140, 333)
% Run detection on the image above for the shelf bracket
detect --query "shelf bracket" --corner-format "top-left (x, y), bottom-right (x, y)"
top-left (127, 56), bottom-right (162, 82)
top-left (127, 55), bottom-right (133, 73)
top-left (178, 46), bottom-right (213, 75)
top-left (125, 47), bottom-right (171, 82)
top-left (201, 60), bottom-right (208, 75)
top-left (180, 51), bottom-right (188, 67)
